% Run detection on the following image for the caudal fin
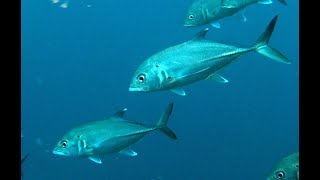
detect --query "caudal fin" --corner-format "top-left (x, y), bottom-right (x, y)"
top-left (253, 15), bottom-right (290, 64)
top-left (155, 103), bottom-right (177, 140)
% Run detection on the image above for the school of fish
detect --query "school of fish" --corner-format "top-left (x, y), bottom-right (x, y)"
top-left (24, 0), bottom-right (298, 179)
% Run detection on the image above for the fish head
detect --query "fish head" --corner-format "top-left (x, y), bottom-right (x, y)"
top-left (267, 166), bottom-right (299, 180)
top-left (266, 153), bottom-right (299, 180)
top-left (266, 168), bottom-right (288, 180)
top-left (184, 0), bottom-right (219, 27)
top-left (129, 61), bottom-right (169, 92)
top-left (52, 133), bottom-right (80, 157)
top-left (184, 1), bottom-right (206, 27)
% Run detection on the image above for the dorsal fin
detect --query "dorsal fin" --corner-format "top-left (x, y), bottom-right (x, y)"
top-left (191, 28), bottom-right (209, 42)
top-left (112, 108), bottom-right (127, 118)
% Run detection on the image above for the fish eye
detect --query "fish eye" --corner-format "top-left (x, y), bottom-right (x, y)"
top-left (137, 74), bottom-right (146, 83)
top-left (276, 171), bottom-right (285, 179)
top-left (189, 14), bottom-right (194, 20)
top-left (61, 140), bottom-right (68, 148)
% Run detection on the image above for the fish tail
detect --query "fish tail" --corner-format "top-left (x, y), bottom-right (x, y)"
top-left (155, 102), bottom-right (177, 140)
top-left (252, 15), bottom-right (290, 64)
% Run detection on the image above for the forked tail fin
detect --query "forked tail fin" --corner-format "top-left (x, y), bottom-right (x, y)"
top-left (252, 15), bottom-right (290, 64)
top-left (155, 102), bottom-right (177, 140)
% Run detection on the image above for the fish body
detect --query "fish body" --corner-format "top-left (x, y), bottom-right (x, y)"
top-left (52, 103), bottom-right (177, 164)
top-left (129, 15), bottom-right (289, 96)
top-left (267, 152), bottom-right (299, 180)
top-left (184, 0), bottom-right (287, 27)
top-left (132, 39), bottom-right (244, 92)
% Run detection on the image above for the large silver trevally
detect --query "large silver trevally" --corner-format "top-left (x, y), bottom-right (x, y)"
top-left (267, 152), bottom-right (299, 180)
top-left (184, 0), bottom-right (287, 28)
top-left (52, 103), bottom-right (177, 164)
top-left (129, 15), bottom-right (290, 96)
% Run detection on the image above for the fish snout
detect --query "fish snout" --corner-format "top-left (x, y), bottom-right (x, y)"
top-left (183, 21), bottom-right (194, 27)
top-left (129, 85), bottom-right (147, 92)
top-left (129, 86), bottom-right (138, 92)
top-left (183, 23), bottom-right (194, 27)
top-left (52, 148), bottom-right (68, 156)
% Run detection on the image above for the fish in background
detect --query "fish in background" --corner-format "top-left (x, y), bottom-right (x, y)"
top-left (184, 0), bottom-right (287, 28)
top-left (267, 152), bottom-right (299, 180)
top-left (50, 0), bottom-right (69, 8)
top-left (50, 0), bottom-right (92, 8)
top-left (129, 15), bottom-right (289, 96)
top-left (21, 152), bottom-right (31, 177)
top-left (52, 103), bottom-right (177, 164)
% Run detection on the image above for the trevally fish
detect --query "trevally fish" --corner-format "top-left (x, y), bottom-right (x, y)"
top-left (50, 0), bottom-right (69, 8)
top-left (52, 103), bottom-right (177, 164)
top-left (50, 0), bottom-right (92, 8)
top-left (129, 15), bottom-right (289, 96)
top-left (267, 152), bottom-right (299, 180)
top-left (184, 0), bottom-right (287, 28)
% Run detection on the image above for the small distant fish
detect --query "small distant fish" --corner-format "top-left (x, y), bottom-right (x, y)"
top-left (50, 0), bottom-right (69, 8)
top-left (21, 153), bottom-right (31, 177)
top-left (35, 137), bottom-right (43, 146)
top-left (52, 103), bottom-right (177, 164)
top-left (21, 153), bottom-right (30, 165)
top-left (184, 0), bottom-right (287, 28)
top-left (129, 15), bottom-right (289, 96)
top-left (267, 152), bottom-right (299, 180)
top-left (50, 0), bottom-right (92, 8)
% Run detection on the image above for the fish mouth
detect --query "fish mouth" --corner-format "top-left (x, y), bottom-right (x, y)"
top-left (183, 22), bottom-right (195, 27)
top-left (129, 86), bottom-right (145, 92)
top-left (52, 149), bottom-right (68, 156)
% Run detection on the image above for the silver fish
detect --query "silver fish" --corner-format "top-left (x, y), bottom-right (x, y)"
top-left (50, 0), bottom-right (69, 8)
top-left (267, 152), bottom-right (299, 180)
top-left (52, 103), bottom-right (177, 164)
top-left (129, 15), bottom-right (289, 96)
top-left (184, 0), bottom-right (287, 28)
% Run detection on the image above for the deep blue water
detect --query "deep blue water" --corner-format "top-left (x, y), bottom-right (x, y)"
top-left (21, 0), bottom-right (299, 179)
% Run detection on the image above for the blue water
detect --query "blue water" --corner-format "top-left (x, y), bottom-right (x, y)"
top-left (21, 0), bottom-right (299, 179)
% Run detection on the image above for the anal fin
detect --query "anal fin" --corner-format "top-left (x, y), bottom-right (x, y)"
top-left (170, 88), bottom-right (186, 96)
top-left (207, 74), bottom-right (229, 83)
top-left (119, 148), bottom-right (138, 156)
top-left (88, 156), bottom-right (102, 164)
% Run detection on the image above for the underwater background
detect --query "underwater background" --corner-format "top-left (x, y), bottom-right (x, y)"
top-left (21, 0), bottom-right (299, 179)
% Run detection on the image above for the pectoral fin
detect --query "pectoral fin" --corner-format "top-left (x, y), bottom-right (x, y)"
top-left (207, 74), bottom-right (229, 83)
top-left (88, 156), bottom-right (102, 164)
top-left (170, 88), bottom-right (186, 96)
top-left (211, 22), bottom-right (221, 29)
top-left (119, 148), bottom-right (138, 156)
